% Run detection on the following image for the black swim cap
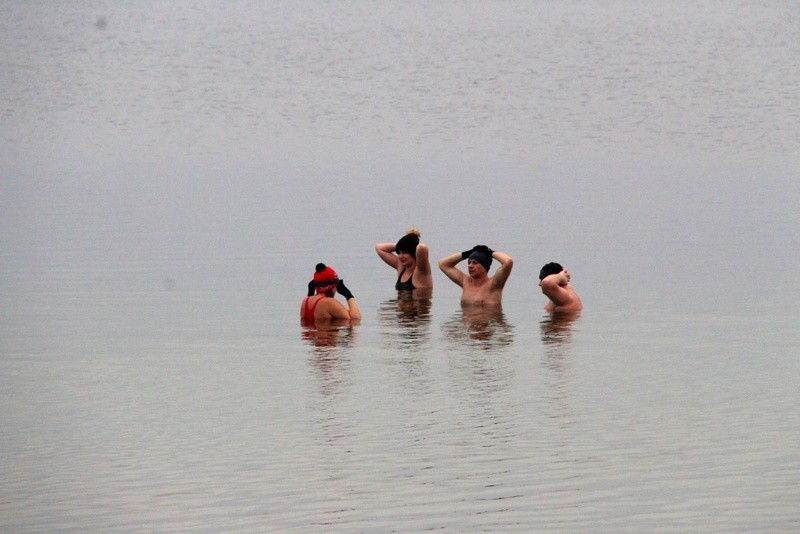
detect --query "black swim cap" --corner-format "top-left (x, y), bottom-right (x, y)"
top-left (539, 262), bottom-right (563, 280)
top-left (468, 250), bottom-right (492, 271)
top-left (395, 233), bottom-right (420, 258)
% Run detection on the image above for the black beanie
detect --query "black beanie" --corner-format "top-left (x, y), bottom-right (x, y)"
top-left (395, 233), bottom-right (420, 258)
top-left (468, 250), bottom-right (492, 271)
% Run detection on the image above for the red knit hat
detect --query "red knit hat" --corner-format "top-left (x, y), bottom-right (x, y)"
top-left (313, 263), bottom-right (339, 293)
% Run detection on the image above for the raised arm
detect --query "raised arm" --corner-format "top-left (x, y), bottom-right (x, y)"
top-left (489, 251), bottom-right (514, 290)
top-left (323, 298), bottom-right (361, 321)
top-left (339, 297), bottom-right (361, 321)
top-left (539, 271), bottom-right (573, 307)
top-left (414, 243), bottom-right (431, 275)
top-left (335, 279), bottom-right (361, 321)
top-left (346, 298), bottom-right (361, 321)
top-left (438, 252), bottom-right (466, 287)
top-left (375, 242), bottom-right (400, 269)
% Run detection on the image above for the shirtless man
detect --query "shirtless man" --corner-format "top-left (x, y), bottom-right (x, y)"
top-left (438, 245), bottom-right (514, 307)
top-left (538, 262), bottom-right (583, 311)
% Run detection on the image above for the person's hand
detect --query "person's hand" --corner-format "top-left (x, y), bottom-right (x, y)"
top-left (307, 280), bottom-right (315, 297)
top-left (461, 247), bottom-right (475, 260)
top-left (472, 245), bottom-right (494, 257)
top-left (336, 279), bottom-right (354, 300)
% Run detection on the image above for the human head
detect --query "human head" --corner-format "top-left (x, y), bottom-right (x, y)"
top-left (539, 262), bottom-right (564, 280)
top-left (468, 250), bottom-right (492, 272)
top-left (395, 230), bottom-right (420, 259)
top-left (313, 263), bottom-right (339, 294)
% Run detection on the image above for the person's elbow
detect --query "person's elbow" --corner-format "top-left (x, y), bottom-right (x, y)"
top-left (539, 277), bottom-right (559, 292)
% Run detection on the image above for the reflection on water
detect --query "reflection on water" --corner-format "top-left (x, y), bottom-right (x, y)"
top-left (376, 291), bottom-right (434, 393)
top-left (376, 290), bottom-right (433, 351)
top-left (539, 311), bottom-right (581, 421)
top-left (540, 311), bottom-right (580, 357)
top-left (301, 321), bottom-right (358, 352)
top-left (442, 307), bottom-right (516, 397)
top-left (442, 306), bottom-right (515, 352)
top-left (301, 322), bottom-right (357, 397)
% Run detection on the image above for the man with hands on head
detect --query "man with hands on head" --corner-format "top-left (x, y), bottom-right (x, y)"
top-left (539, 262), bottom-right (583, 311)
top-left (438, 245), bottom-right (514, 307)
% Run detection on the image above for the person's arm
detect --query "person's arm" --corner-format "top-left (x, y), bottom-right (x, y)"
top-left (540, 272), bottom-right (574, 307)
top-left (438, 252), bottom-right (466, 287)
top-left (323, 299), bottom-right (354, 320)
top-left (412, 243), bottom-right (434, 288)
top-left (489, 251), bottom-right (514, 290)
top-left (335, 279), bottom-right (361, 321)
top-left (414, 243), bottom-right (431, 274)
top-left (344, 297), bottom-right (361, 321)
top-left (375, 243), bottom-right (400, 269)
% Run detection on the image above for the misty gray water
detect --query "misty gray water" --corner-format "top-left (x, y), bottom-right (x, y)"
top-left (2, 1), bottom-right (799, 531)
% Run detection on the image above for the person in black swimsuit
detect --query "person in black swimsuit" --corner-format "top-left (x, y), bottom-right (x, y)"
top-left (375, 228), bottom-right (433, 292)
top-left (395, 271), bottom-right (415, 291)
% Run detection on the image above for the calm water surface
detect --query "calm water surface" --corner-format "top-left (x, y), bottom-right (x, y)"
top-left (1, 1), bottom-right (799, 531)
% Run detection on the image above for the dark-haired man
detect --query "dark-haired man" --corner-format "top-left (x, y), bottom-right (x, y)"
top-left (539, 262), bottom-right (583, 311)
top-left (438, 245), bottom-right (513, 307)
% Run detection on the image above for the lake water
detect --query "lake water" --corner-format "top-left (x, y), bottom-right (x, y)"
top-left (1, 1), bottom-right (799, 531)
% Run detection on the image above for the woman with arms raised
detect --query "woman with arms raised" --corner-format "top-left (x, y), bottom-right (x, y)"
top-left (375, 229), bottom-right (433, 292)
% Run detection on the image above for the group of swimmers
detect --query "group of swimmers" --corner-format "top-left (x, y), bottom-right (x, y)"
top-left (301, 229), bottom-right (582, 324)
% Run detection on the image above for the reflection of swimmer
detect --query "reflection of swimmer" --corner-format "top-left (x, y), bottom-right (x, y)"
top-left (539, 262), bottom-right (583, 312)
top-left (375, 228), bottom-right (433, 292)
top-left (301, 321), bottom-right (357, 350)
top-left (539, 310), bottom-right (581, 349)
top-left (442, 306), bottom-right (514, 350)
top-left (378, 291), bottom-right (432, 325)
top-left (442, 307), bottom-right (516, 395)
top-left (377, 292), bottom-right (433, 350)
top-left (302, 324), bottom-right (355, 397)
top-left (301, 263), bottom-right (361, 324)
top-left (539, 310), bottom-right (580, 422)
top-left (438, 245), bottom-right (513, 307)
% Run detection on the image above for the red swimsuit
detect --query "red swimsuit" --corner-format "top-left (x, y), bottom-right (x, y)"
top-left (302, 296), bottom-right (326, 323)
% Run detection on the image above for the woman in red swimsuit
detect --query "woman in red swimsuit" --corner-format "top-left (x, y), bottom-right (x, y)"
top-left (375, 228), bottom-right (433, 292)
top-left (300, 263), bottom-right (361, 324)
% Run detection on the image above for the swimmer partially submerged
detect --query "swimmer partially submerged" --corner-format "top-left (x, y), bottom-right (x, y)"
top-left (375, 228), bottom-right (433, 292)
top-left (539, 262), bottom-right (583, 312)
top-left (438, 245), bottom-right (514, 307)
top-left (301, 263), bottom-right (361, 324)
